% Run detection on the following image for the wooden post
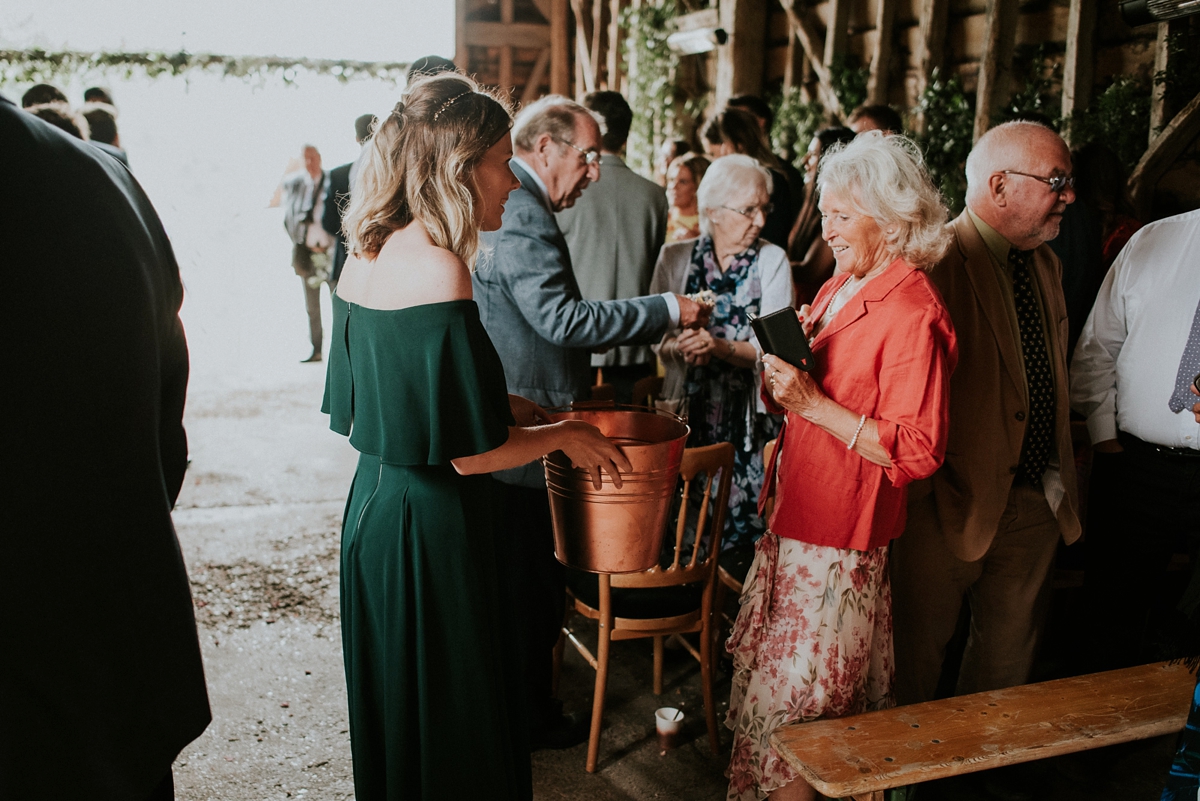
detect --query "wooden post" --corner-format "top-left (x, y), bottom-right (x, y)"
top-left (783, 27), bottom-right (802, 92)
top-left (914, 0), bottom-right (949, 101)
top-left (454, 0), bottom-right (469, 72)
top-left (1060, 0), bottom-right (1097, 133)
top-left (823, 0), bottom-right (851, 70)
top-left (973, 0), bottom-right (1019, 143)
top-left (551, 0), bottom-right (570, 95)
top-left (571, 0), bottom-right (596, 96)
top-left (499, 0), bottom-right (515, 97)
top-left (716, 0), bottom-right (768, 107)
top-left (522, 47), bottom-right (553, 105)
top-left (778, 0), bottom-right (842, 117)
top-left (1130, 89), bottom-right (1200, 218)
top-left (607, 0), bottom-right (625, 93)
top-left (866, 0), bottom-right (897, 106)
top-left (1150, 22), bottom-right (1172, 142)
top-left (591, 0), bottom-right (606, 88)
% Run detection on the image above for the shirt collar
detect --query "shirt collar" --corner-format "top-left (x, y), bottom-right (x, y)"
top-left (511, 156), bottom-right (550, 207)
top-left (967, 207), bottom-right (1012, 266)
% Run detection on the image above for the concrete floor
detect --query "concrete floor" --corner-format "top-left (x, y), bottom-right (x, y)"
top-left (169, 354), bottom-right (1179, 801)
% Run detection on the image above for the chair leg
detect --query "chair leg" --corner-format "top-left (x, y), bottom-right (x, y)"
top-left (552, 600), bottom-right (570, 698)
top-left (700, 612), bottom-right (720, 755)
top-left (653, 635), bottom-right (664, 695)
top-left (586, 575), bottom-right (614, 773)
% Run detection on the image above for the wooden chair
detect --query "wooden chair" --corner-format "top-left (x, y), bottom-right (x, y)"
top-left (769, 659), bottom-right (1197, 800)
top-left (714, 438), bottom-right (776, 629)
top-left (631, 374), bottom-right (664, 408)
top-left (557, 442), bottom-right (735, 772)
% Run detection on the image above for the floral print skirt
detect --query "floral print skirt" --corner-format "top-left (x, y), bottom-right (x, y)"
top-left (725, 532), bottom-right (894, 801)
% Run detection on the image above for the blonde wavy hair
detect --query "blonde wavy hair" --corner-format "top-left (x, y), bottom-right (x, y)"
top-left (344, 73), bottom-right (513, 269)
top-left (817, 131), bottom-right (951, 271)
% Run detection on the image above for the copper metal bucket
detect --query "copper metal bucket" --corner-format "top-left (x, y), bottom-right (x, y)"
top-left (543, 405), bottom-right (689, 574)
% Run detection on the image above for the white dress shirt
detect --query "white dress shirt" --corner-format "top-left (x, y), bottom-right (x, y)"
top-left (510, 156), bottom-right (681, 326)
top-left (1070, 209), bottom-right (1200, 450)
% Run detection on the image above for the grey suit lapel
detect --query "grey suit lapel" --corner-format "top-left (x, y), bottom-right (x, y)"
top-left (512, 161), bottom-right (552, 215)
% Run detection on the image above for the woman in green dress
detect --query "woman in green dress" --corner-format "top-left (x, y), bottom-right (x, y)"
top-left (323, 74), bottom-right (630, 801)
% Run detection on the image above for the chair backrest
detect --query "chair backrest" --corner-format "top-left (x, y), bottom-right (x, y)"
top-left (612, 442), bottom-right (735, 590)
top-left (761, 437), bottom-right (778, 522)
top-left (631, 374), bottom-right (664, 408)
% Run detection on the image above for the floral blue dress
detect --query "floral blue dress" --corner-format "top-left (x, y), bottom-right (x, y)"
top-left (683, 237), bottom-right (783, 550)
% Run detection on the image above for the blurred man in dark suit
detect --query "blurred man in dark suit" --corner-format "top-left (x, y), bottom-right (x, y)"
top-left (322, 113), bottom-right (376, 285)
top-left (0, 94), bottom-right (210, 801)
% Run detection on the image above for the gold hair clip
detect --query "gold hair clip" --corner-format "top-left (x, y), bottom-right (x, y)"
top-left (433, 91), bottom-right (471, 121)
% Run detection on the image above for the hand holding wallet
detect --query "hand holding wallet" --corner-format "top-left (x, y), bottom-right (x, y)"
top-left (750, 307), bottom-right (816, 372)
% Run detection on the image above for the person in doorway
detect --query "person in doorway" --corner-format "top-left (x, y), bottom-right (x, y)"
top-left (272, 144), bottom-right (331, 362)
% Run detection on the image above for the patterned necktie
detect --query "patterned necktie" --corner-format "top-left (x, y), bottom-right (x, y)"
top-left (1010, 249), bottom-right (1055, 485)
top-left (1168, 299), bottom-right (1200, 413)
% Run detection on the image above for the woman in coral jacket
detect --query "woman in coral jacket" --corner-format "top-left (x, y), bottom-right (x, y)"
top-left (725, 132), bottom-right (959, 801)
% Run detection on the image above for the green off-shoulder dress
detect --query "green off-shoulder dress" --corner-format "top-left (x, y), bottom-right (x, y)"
top-left (322, 296), bottom-right (529, 801)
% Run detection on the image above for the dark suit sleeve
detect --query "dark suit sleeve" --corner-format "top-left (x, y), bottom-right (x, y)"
top-left (498, 202), bottom-right (670, 349)
top-left (322, 165), bottom-right (350, 239)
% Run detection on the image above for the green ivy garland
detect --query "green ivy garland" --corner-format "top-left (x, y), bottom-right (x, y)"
top-left (1065, 77), bottom-right (1152, 171)
top-left (828, 55), bottom-right (868, 116)
top-left (0, 48), bottom-right (410, 88)
top-left (620, 0), bottom-right (680, 176)
top-left (1002, 44), bottom-right (1062, 128)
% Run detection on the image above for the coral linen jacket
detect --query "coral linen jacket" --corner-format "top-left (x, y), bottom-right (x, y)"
top-left (761, 259), bottom-right (958, 551)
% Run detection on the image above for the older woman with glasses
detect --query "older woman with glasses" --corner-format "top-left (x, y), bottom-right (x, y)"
top-left (650, 154), bottom-right (794, 550)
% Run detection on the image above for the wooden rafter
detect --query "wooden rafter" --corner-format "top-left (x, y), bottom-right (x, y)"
top-left (823, 0), bottom-right (851, 69)
top-left (914, 0), bottom-right (949, 97)
top-left (973, 0), bottom-right (1019, 142)
top-left (777, 0), bottom-right (842, 117)
top-left (606, 0), bottom-right (625, 93)
top-left (1150, 22), bottom-right (1172, 141)
top-left (551, 0), bottom-right (570, 96)
top-left (866, 0), bottom-right (897, 105)
top-left (571, 0), bottom-right (596, 95)
top-left (522, 47), bottom-right (553, 105)
top-left (1060, 0), bottom-right (1096, 129)
top-left (1129, 89), bottom-right (1200, 219)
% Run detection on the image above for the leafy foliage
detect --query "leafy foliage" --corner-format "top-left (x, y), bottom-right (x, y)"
top-left (0, 48), bottom-right (409, 88)
top-left (1065, 76), bottom-right (1151, 171)
top-left (912, 69), bottom-right (974, 214)
top-left (770, 87), bottom-right (825, 169)
top-left (620, 0), bottom-right (680, 176)
top-left (1002, 44), bottom-right (1062, 128)
top-left (1155, 27), bottom-right (1200, 128)
top-left (828, 55), bottom-right (868, 116)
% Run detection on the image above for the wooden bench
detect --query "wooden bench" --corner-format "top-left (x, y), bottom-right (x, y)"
top-left (770, 660), bottom-right (1197, 801)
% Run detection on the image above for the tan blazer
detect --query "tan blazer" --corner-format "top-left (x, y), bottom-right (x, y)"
top-left (911, 210), bottom-right (1081, 561)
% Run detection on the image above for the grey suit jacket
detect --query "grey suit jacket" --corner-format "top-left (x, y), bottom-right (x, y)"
top-left (474, 161), bottom-right (671, 487)
top-left (556, 153), bottom-right (669, 368)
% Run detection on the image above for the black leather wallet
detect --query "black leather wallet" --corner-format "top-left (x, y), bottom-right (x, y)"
top-left (750, 307), bottom-right (816, 372)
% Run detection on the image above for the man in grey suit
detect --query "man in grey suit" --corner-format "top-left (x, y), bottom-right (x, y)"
top-left (474, 95), bottom-right (708, 749)
top-left (556, 91), bottom-right (669, 403)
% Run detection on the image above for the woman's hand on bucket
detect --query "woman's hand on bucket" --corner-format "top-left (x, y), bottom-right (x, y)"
top-left (557, 420), bottom-right (632, 490)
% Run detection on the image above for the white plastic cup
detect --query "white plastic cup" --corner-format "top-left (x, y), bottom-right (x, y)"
top-left (655, 707), bottom-right (684, 750)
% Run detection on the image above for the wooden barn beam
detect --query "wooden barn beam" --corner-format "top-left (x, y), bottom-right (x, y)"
top-left (464, 21), bottom-right (551, 50)
top-left (1061, 0), bottom-right (1097, 130)
top-left (716, 0), bottom-right (768, 106)
top-left (914, 0), bottom-right (949, 99)
top-left (499, 0), bottom-right (515, 95)
top-left (778, 0), bottom-right (842, 117)
top-left (866, 0), bottom-right (897, 105)
top-left (783, 27), bottom-right (803, 92)
top-left (973, 0), bottom-right (1019, 143)
top-left (551, 0), bottom-right (570, 95)
top-left (607, 0), bottom-right (625, 93)
top-left (1150, 22), bottom-right (1172, 141)
top-left (571, 0), bottom-right (597, 95)
top-left (454, 0), bottom-right (469, 72)
top-left (523, 47), bottom-right (553, 105)
top-left (823, 0), bottom-right (851, 68)
top-left (1130, 89), bottom-right (1200, 219)
top-left (591, 0), bottom-right (606, 88)
top-left (531, 0), bottom-right (552, 21)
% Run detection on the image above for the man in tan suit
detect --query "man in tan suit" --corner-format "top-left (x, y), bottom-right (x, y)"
top-left (891, 121), bottom-right (1081, 705)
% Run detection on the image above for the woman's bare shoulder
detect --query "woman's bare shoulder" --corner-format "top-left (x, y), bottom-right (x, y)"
top-left (338, 225), bottom-right (472, 310)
